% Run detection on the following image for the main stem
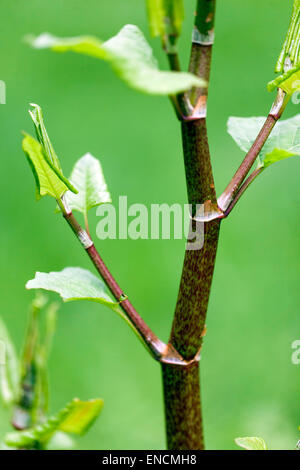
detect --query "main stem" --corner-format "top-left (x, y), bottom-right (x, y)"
top-left (162, 119), bottom-right (220, 450)
top-left (161, 0), bottom-right (219, 450)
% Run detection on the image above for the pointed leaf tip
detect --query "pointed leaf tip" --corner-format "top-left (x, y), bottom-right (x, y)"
top-left (64, 153), bottom-right (111, 215)
top-left (23, 104), bottom-right (77, 201)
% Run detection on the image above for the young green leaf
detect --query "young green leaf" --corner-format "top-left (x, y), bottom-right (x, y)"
top-left (23, 133), bottom-right (76, 200)
top-left (268, 1), bottom-right (300, 94)
top-left (0, 318), bottom-right (19, 406)
top-left (5, 398), bottom-right (103, 449)
top-left (28, 25), bottom-right (205, 95)
top-left (268, 64), bottom-right (300, 94)
top-left (65, 153), bottom-right (111, 216)
top-left (29, 104), bottom-right (78, 197)
top-left (146, 0), bottom-right (184, 46)
top-left (26, 267), bottom-right (118, 310)
top-left (235, 437), bottom-right (268, 450)
top-left (227, 115), bottom-right (300, 169)
top-left (24, 103), bottom-right (79, 207)
top-left (58, 398), bottom-right (103, 435)
top-left (29, 104), bottom-right (62, 172)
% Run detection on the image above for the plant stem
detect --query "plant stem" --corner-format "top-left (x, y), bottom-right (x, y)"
top-left (218, 89), bottom-right (288, 212)
top-left (169, 119), bottom-right (220, 359)
top-left (162, 1), bottom-right (219, 449)
top-left (167, 52), bottom-right (191, 117)
top-left (167, 51), bottom-right (181, 72)
top-left (189, 0), bottom-right (216, 112)
top-left (56, 201), bottom-right (206, 368)
top-left (61, 210), bottom-right (166, 361)
top-left (223, 167), bottom-right (264, 217)
top-left (218, 116), bottom-right (276, 212)
top-left (162, 362), bottom-right (203, 449)
top-left (162, 120), bottom-right (220, 450)
top-left (84, 211), bottom-right (91, 238)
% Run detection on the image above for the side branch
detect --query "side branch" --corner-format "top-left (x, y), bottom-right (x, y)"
top-left (218, 89), bottom-right (288, 212)
top-left (167, 49), bottom-right (192, 117)
top-left (223, 167), bottom-right (263, 217)
top-left (60, 207), bottom-right (165, 361)
top-left (60, 206), bottom-right (204, 367)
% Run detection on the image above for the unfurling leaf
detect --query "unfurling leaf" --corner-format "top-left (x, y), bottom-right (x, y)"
top-left (23, 105), bottom-right (77, 200)
top-left (29, 104), bottom-right (77, 193)
top-left (23, 104), bottom-right (77, 199)
top-left (5, 398), bottom-right (103, 449)
top-left (267, 65), bottom-right (300, 94)
top-left (65, 153), bottom-right (111, 216)
top-left (0, 318), bottom-right (19, 406)
top-left (26, 267), bottom-right (118, 310)
top-left (28, 25), bottom-right (205, 95)
top-left (235, 437), bottom-right (268, 450)
top-left (23, 134), bottom-right (72, 200)
top-left (29, 104), bottom-right (62, 173)
top-left (146, 0), bottom-right (184, 45)
top-left (268, 1), bottom-right (300, 94)
top-left (227, 115), bottom-right (300, 169)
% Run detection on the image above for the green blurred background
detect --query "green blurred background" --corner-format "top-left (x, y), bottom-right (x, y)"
top-left (0, 0), bottom-right (299, 450)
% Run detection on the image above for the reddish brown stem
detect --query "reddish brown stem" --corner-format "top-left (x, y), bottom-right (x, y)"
top-left (218, 89), bottom-right (288, 212)
top-left (224, 167), bottom-right (264, 217)
top-left (162, 362), bottom-right (203, 450)
top-left (63, 212), bottom-right (166, 361)
top-left (189, 0), bottom-right (216, 112)
top-left (162, 118), bottom-right (220, 449)
top-left (161, 0), bottom-right (219, 450)
top-left (170, 119), bottom-right (220, 358)
top-left (218, 115), bottom-right (276, 212)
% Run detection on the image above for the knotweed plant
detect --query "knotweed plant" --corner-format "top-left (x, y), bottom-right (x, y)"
top-left (1, 0), bottom-right (299, 450)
